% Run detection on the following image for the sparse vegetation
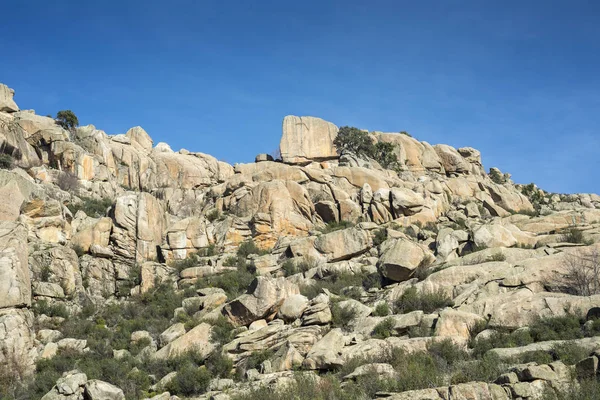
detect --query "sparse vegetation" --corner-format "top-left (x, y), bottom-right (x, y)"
top-left (318, 220), bottom-right (355, 234)
top-left (394, 286), bottom-right (453, 314)
top-left (371, 317), bottom-right (396, 339)
top-left (372, 228), bottom-right (388, 247)
top-left (373, 302), bottom-right (390, 317)
top-left (554, 248), bottom-right (600, 296)
top-left (562, 227), bottom-right (592, 245)
top-left (67, 197), bottom-right (113, 218)
top-left (331, 301), bottom-right (358, 331)
top-left (0, 153), bottom-right (14, 169)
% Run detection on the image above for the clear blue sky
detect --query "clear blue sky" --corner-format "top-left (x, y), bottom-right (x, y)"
top-left (1, 1), bottom-right (599, 194)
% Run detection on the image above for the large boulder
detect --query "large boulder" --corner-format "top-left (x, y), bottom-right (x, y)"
top-left (153, 322), bottom-right (215, 360)
top-left (378, 238), bottom-right (435, 282)
top-left (314, 227), bottom-right (371, 262)
top-left (302, 328), bottom-right (345, 369)
top-left (0, 83), bottom-right (18, 112)
top-left (0, 308), bottom-right (36, 376)
top-left (84, 379), bottom-right (125, 400)
top-left (110, 192), bottom-right (166, 262)
top-left (228, 179), bottom-right (314, 249)
top-left (224, 276), bottom-right (300, 326)
top-left (0, 222), bottom-right (30, 308)
top-left (280, 115), bottom-right (339, 164)
top-left (390, 187), bottom-right (425, 216)
top-left (125, 126), bottom-right (153, 153)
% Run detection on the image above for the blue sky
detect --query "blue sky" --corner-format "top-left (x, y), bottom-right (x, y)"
top-left (1, 1), bottom-right (599, 194)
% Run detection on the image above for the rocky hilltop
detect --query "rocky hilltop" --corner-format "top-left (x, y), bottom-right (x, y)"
top-left (1, 82), bottom-right (600, 400)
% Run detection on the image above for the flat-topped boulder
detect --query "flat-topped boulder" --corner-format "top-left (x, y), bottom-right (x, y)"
top-left (280, 115), bottom-right (339, 164)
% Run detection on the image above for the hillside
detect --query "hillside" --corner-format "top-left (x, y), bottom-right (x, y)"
top-left (1, 82), bottom-right (600, 400)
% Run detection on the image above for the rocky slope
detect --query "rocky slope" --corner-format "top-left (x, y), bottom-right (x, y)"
top-left (1, 82), bottom-right (600, 400)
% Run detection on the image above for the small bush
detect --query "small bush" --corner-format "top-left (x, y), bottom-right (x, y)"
top-left (67, 197), bottom-right (112, 218)
top-left (165, 363), bottom-right (211, 396)
top-left (552, 342), bottom-right (589, 365)
top-left (331, 301), bottom-right (358, 331)
top-left (394, 286), bottom-right (453, 314)
top-left (471, 330), bottom-right (533, 358)
top-left (282, 257), bottom-right (316, 277)
top-left (210, 315), bottom-right (236, 346)
top-left (171, 253), bottom-right (201, 273)
top-left (32, 300), bottom-right (69, 318)
top-left (371, 317), bottom-right (396, 339)
top-left (205, 209), bottom-right (220, 222)
top-left (0, 154), bottom-right (14, 169)
top-left (487, 252), bottom-right (506, 262)
top-left (530, 315), bottom-right (583, 342)
top-left (563, 228), bottom-right (588, 244)
top-left (300, 271), bottom-right (369, 300)
top-left (514, 350), bottom-right (554, 365)
top-left (427, 339), bottom-right (468, 366)
top-left (237, 239), bottom-right (267, 258)
top-left (372, 228), bottom-right (388, 247)
top-left (55, 110), bottom-right (79, 130)
top-left (373, 302), bottom-right (390, 317)
top-left (244, 349), bottom-right (274, 372)
top-left (205, 351), bottom-right (233, 378)
top-left (195, 261), bottom-right (255, 300)
top-left (318, 220), bottom-right (355, 234)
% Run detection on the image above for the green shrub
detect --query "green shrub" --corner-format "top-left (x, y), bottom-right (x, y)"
top-left (333, 126), bottom-right (399, 170)
top-left (456, 352), bottom-right (503, 383)
top-left (237, 239), bottom-right (266, 258)
top-left (165, 363), bottom-right (211, 396)
top-left (489, 168), bottom-right (505, 184)
top-left (427, 339), bottom-right (468, 366)
top-left (282, 258), bottom-right (316, 277)
top-left (552, 342), bottom-right (589, 365)
top-left (318, 220), bottom-right (355, 234)
top-left (244, 349), bottom-right (274, 372)
top-left (331, 302), bottom-right (358, 331)
top-left (0, 154), bottom-right (14, 169)
top-left (210, 315), bottom-right (236, 346)
top-left (67, 197), bottom-right (112, 218)
top-left (371, 317), bottom-right (396, 339)
top-left (373, 303), bottom-right (390, 317)
top-left (55, 110), bottom-right (79, 130)
top-left (195, 261), bottom-right (255, 300)
top-left (471, 330), bottom-right (534, 358)
top-left (530, 315), bottom-right (583, 342)
top-left (205, 209), bottom-right (220, 222)
top-left (32, 300), bottom-right (69, 318)
top-left (205, 351), bottom-right (233, 378)
top-left (514, 350), bottom-right (554, 365)
top-left (232, 373), bottom-right (352, 400)
top-left (562, 228), bottom-right (592, 245)
top-left (372, 228), bottom-right (388, 247)
top-left (171, 253), bottom-right (201, 273)
top-left (394, 286), bottom-right (453, 314)
top-left (300, 271), bottom-right (369, 300)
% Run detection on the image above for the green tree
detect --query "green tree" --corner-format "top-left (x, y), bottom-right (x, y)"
top-left (55, 110), bottom-right (79, 130)
top-left (333, 126), bottom-right (375, 158)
